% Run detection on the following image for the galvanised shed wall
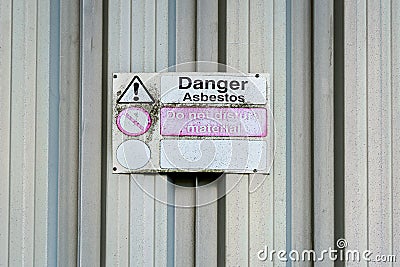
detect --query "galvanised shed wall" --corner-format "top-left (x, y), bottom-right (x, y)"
top-left (1, 0), bottom-right (399, 266)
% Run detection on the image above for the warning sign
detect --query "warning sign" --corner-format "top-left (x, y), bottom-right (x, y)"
top-left (117, 76), bottom-right (154, 103)
top-left (112, 72), bottom-right (271, 174)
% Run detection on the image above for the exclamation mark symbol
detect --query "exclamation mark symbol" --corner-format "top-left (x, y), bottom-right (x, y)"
top-left (133, 82), bottom-right (139, 101)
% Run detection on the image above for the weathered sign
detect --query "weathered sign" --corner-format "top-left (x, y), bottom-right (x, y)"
top-left (112, 72), bottom-right (271, 173)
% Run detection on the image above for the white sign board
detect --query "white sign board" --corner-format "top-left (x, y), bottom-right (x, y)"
top-left (161, 75), bottom-right (266, 104)
top-left (112, 72), bottom-right (272, 174)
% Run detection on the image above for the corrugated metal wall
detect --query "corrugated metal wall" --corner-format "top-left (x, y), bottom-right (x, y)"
top-left (105, 0), bottom-right (292, 265)
top-left (344, 0), bottom-right (400, 262)
top-left (0, 0), bottom-right (95, 265)
top-left (0, 0), bottom-right (56, 265)
top-left (1, 0), bottom-right (399, 266)
top-left (313, 2), bottom-right (335, 266)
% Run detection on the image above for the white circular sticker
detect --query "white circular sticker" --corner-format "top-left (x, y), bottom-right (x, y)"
top-left (116, 140), bottom-right (151, 170)
top-left (117, 107), bottom-right (151, 136)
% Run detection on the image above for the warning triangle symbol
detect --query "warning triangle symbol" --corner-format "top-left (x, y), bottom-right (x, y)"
top-left (117, 76), bottom-right (155, 104)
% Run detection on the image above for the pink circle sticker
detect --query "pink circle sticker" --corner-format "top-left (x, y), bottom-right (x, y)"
top-left (117, 107), bottom-right (151, 136)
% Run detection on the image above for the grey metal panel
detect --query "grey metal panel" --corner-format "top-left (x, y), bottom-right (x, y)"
top-left (79, 0), bottom-right (103, 264)
top-left (154, 174), bottom-right (169, 267)
top-left (176, 0), bottom-right (196, 71)
top-left (105, 175), bottom-right (129, 267)
top-left (128, 0), bottom-right (170, 265)
top-left (174, 185), bottom-right (196, 267)
top-left (171, 170), bottom-right (196, 261)
top-left (290, 0), bottom-right (312, 262)
top-left (156, 0), bottom-right (169, 72)
top-left (313, 1), bottom-right (334, 265)
top-left (129, 1), bottom-right (157, 265)
top-left (195, 1), bottom-right (219, 266)
top-left (155, 1), bottom-right (170, 265)
top-left (344, 0), bottom-right (398, 262)
top-left (104, 1), bottom-right (290, 264)
top-left (131, 0), bottom-right (156, 72)
top-left (105, 0), bottom-right (131, 265)
top-left (248, 0), bottom-right (274, 266)
top-left (195, 181), bottom-right (218, 267)
top-left (155, 1), bottom-right (169, 265)
top-left (225, 174), bottom-right (249, 265)
top-left (9, 0), bottom-right (38, 264)
top-left (196, 0), bottom-right (218, 72)
top-left (130, 175), bottom-right (155, 266)
top-left (226, 0), bottom-right (249, 72)
top-left (47, 0), bottom-right (61, 263)
top-left (174, 1), bottom-right (197, 266)
top-left (225, 1), bottom-right (249, 265)
top-left (392, 0), bottom-right (400, 258)
top-left (58, 0), bottom-right (80, 264)
top-left (344, 0), bottom-right (368, 258)
top-left (366, 0), bottom-right (392, 257)
top-left (272, 1), bottom-right (288, 263)
top-left (1, 0), bottom-right (62, 264)
top-left (106, 0), bottom-right (170, 265)
top-left (0, 0), bottom-right (11, 264)
top-left (35, 0), bottom-right (51, 264)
